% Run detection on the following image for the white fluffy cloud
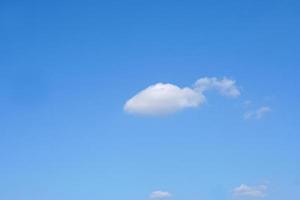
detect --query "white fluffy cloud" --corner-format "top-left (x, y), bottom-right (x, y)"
top-left (244, 106), bottom-right (271, 120)
top-left (124, 77), bottom-right (240, 115)
top-left (124, 83), bottom-right (204, 115)
top-left (150, 191), bottom-right (172, 199)
top-left (233, 184), bottom-right (267, 198)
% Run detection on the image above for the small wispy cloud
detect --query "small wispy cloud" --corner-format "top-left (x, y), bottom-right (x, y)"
top-left (244, 106), bottom-right (271, 120)
top-left (243, 100), bottom-right (252, 108)
top-left (233, 184), bottom-right (267, 198)
top-left (149, 191), bottom-right (172, 199)
top-left (124, 77), bottom-right (240, 116)
top-left (194, 77), bottom-right (240, 97)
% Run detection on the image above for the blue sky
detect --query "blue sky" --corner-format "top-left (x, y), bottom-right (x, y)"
top-left (1, 0), bottom-right (300, 199)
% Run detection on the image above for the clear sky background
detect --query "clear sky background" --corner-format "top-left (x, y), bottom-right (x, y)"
top-left (1, 0), bottom-right (300, 199)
